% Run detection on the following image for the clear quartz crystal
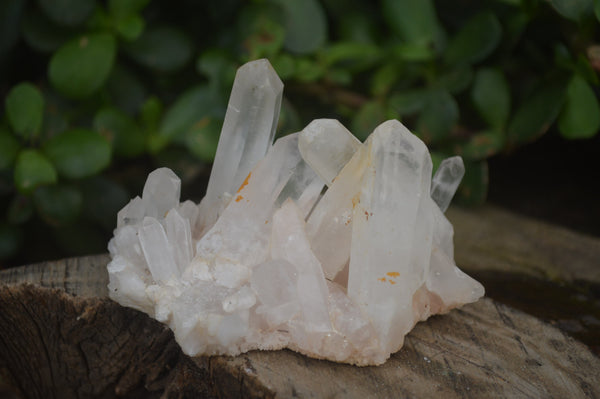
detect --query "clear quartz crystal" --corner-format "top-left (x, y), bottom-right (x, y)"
top-left (305, 143), bottom-right (370, 280)
top-left (194, 133), bottom-right (323, 271)
top-left (197, 59), bottom-right (284, 235)
top-left (107, 60), bottom-right (484, 366)
top-left (298, 119), bottom-right (361, 186)
top-left (270, 199), bottom-right (332, 336)
top-left (142, 168), bottom-right (181, 220)
top-left (431, 156), bottom-right (465, 212)
top-left (347, 120), bottom-right (434, 353)
top-left (117, 196), bottom-right (145, 229)
top-left (139, 216), bottom-right (179, 283)
top-left (164, 209), bottom-right (193, 274)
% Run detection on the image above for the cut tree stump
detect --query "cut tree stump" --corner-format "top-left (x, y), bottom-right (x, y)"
top-left (1, 205), bottom-right (599, 398)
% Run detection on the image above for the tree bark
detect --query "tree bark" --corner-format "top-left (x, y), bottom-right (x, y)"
top-left (0, 205), bottom-right (598, 398)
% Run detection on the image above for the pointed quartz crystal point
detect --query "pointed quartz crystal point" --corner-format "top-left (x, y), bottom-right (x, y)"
top-left (139, 216), bottom-right (180, 283)
top-left (347, 120), bottom-right (434, 354)
top-left (164, 208), bottom-right (194, 274)
top-left (142, 168), bottom-right (181, 220)
top-left (431, 155), bottom-right (465, 213)
top-left (426, 201), bottom-right (485, 308)
top-left (298, 119), bottom-right (361, 186)
top-left (117, 196), bottom-right (145, 229)
top-left (197, 59), bottom-right (284, 235)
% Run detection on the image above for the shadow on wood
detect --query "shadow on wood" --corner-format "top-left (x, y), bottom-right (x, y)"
top-left (0, 205), bottom-right (599, 398)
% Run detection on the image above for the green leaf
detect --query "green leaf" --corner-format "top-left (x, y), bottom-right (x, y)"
top-left (455, 130), bottom-right (505, 161)
top-left (33, 184), bottom-right (82, 226)
top-left (575, 54), bottom-right (599, 85)
top-left (351, 101), bottom-right (385, 141)
top-left (271, 54), bottom-right (296, 80)
top-left (243, 17), bottom-right (285, 60)
top-left (393, 43), bottom-right (436, 62)
top-left (337, 12), bottom-right (377, 44)
top-left (49, 33), bottom-right (116, 98)
top-left (154, 86), bottom-right (218, 153)
top-left (86, 6), bottom-right (112, 31)
top-left (507, 80), bottom-right (567, 145)
top-left (430, 151), bottom-right (445, 175)
top-left (196, 50), bottom-right (237, 91)
top-left (0, 223), bottom-right (22, 260)
top-left (115, 14), bottom-right (144, 41)
top-left (271, 0), bottom-right (327, 54)
top-left (0, 127), bottom-right (21, 170)
top-left (444, 12), bottom-right (502, 66)
top-left (293, 58), bottom-right (324, 82)
top-left (382, 0), bottom-right (444, 51)
top-left (124, 27), bottom-right (192, 72)
top-left (14, 149), bottom-right (57, 193)
top-left (416, 91), bottom-right (459, 144)
top-left (595, 0), bottom-right (600, 21)
top-left (388, 89), bottom-right (431, 116)
top-left (558, 74), bottom-right (600, 139)
top-left (5, 82), bottom-right (44, 139)
top-left (551, 0), bottom-right (593, 21)
top-left (372, 63), bottom-right (399, 96)
top-left (321, 42), bottom-right (381, 71)
top-left (140, 96), bottom-right (163, 132)
top-left (471, 68), bottom-right (511, 129)
top-left (436, 65), bottom-right (474, 94)
top-left (38, 0), bottom-right (95, 26)
top-left (108, 0), bottom-right (148, 40)
top-left (93, 108), bottom-right (145, 158)
top-left (43, 129), bottom-right (111, 179)
top-left (7, 194), bottom-right (33, 224)
top-left (456, 160), bottom-right (488, 206)
top-left (41, 93), bottom-right (69, 140)
top-left (185, 116), bottom-right (222, 162)
top-left (108, 0), bottom-right (149, 18)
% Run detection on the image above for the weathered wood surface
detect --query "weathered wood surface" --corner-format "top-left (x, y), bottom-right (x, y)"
top-left (448, 205), bottom-right (600, 283)
top-left (0, 204), bottom-right (599, 398)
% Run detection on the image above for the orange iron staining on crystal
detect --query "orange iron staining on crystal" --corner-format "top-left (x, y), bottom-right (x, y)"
top-left (237, 172), bottom-right (251, 193)
top-left (235, 195), bottom-right (244, 202)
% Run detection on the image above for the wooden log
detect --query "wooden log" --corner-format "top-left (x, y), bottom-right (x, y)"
top-left (448, 205), bottom-right (600, 283)
top-left (0, 205), bottom-right (599, 398)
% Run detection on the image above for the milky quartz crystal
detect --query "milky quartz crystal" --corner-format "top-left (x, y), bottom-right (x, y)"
top-left (107, 59), bottom-right (484, 366)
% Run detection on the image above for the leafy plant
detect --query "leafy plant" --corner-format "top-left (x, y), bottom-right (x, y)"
top-left (0, 0), bottom-right (598, 265)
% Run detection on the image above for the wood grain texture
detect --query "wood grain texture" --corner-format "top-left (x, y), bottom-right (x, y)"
top-left (0, 205), bottom-right (599, 398)
top-left (0, 284), bottom-right (213, 399)
top-left (448, 205), bottom-right (600, 283)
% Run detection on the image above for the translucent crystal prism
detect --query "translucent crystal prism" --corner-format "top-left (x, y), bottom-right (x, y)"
top-left (298, 119), bottom-right (361, 186)
top-left (197, 59), bottom-right (284, 235)
top-left (431, 156), bottom-right (465, 212)
top-left (347, 120), bottom-right (434, 353)
top-left (142, 168), bottom-right (180, 220)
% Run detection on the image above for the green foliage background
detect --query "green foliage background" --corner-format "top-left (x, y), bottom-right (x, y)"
top-left (0, 0), bottom-right (599, 265)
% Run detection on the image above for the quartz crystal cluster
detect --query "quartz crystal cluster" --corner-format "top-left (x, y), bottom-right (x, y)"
top-left (107, 59), bottom-right (484, 366)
